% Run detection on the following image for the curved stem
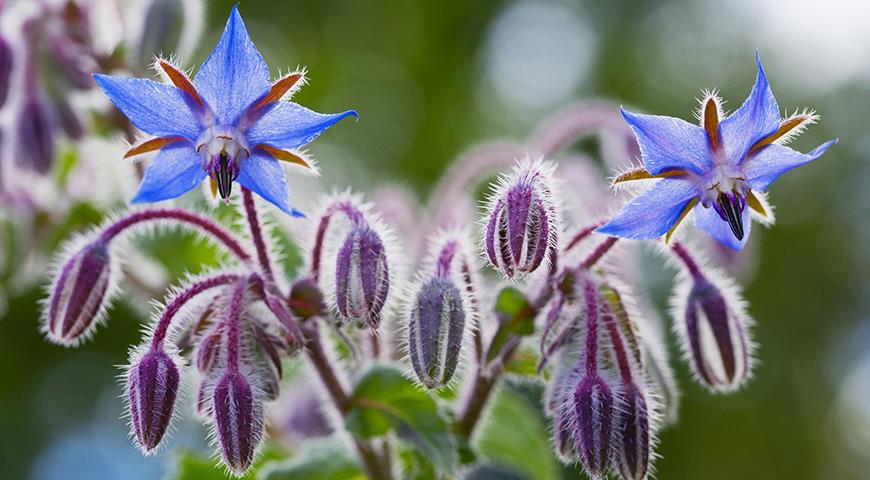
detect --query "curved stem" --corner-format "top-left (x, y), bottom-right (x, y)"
top-left (310, 200), bottom-right (364, 282)
top-left (580, 237), bottom-right (619, 270)
top-left (241, 188), bottom-right (274, 280)
top-left (99, 208), bottom-right (251, 262)
top-left (564, 221), bottom-right (606, 253)
top-left (150, 273), bottom-right (241, 349)
top-left (671, 241), bottom-right (706, 282)
top-left (302, 320), bottom-right (393, 480)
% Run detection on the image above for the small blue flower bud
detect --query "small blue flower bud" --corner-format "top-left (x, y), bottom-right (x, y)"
top-left (43, 240), bottom-right (117, 345)
top-left (483, 159), bottom-right (558, 278)
top-left (335, 224), bottom-right (390, 329)
top-left (127, 347), bottom-right (181, 452)
top-left (573, 374), bottom-right (615, 479)
top-left (614, 382), bottom-right (651, 480)
top-left (213, 369), bottom-right (264, 477)
top-left (17, 94), bottom-right (55, 174)
top-left (408, 277), bottom-right (467, 389)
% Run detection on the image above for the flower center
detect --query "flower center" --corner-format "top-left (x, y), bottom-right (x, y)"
top-left (700, 165), bottom-right (750, 240)
top-left (197, 127), bottom-right (250, 201)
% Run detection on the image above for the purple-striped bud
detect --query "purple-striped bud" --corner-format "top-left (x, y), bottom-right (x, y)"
top-left (680, 279), bottom-right (752, 392)
top-left (213, 370), bottom-right (264, 477)
top-left (17, 94), bottom-right (55, 174)
top-left (483, 159), bottom-right (558, 278)
top-left (43, 240), bottom-right (116, 345)
top-left (0, 35), bottom-right (11, 108)
top-left (547, 362), bottom-right (580, 463)
top-left (614, 382), bottom-right (651, 480)
top-left (127, 347), bottom-right (180, 452)
top-left (573, 374), bottom-right (615, 478)
top-left (335, 224), bottom-right (390, 328)
top-left (408, 277), bottom-right (467, 389)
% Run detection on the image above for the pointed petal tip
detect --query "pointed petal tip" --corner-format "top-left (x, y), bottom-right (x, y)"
top-left (291, 209), bottom-right (306, 218)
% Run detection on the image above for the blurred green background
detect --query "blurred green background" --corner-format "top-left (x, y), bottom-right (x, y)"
top-left (2, 0), bottom-right (869, 478)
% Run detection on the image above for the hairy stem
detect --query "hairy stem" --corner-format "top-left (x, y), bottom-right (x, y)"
top-left (671, 241), bottom-right (706, 282)
top-left (241, 188), bottom-right (274, 280)
top-left (302, 320), bottom-right (393, 480)
top-left (564, 221), bottom-right (606, 253)
top-left (99, 208), bottom-right (251, 262)
top-left (150, 273), bottom-right (241, 348)
top-left (224, 277), bottom-right (249, 370)
top-left (580, 237), bottom-right (619, 270)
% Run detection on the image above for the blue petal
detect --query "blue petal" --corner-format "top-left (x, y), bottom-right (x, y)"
top-left (236, 151), bottom-right (304, 217)
top-left (744, 139), bottom-right (837, 191)
top-left (131, 142), bottom-right (205, 203)
top-left (193, 5), bottom-right (271, 125)
top-left (597, 179), bottom-right (699, 239)
top-left (94, 74), bottom-right (202, 140)
top-left (719, 52), bottom-right (780, 166)
top-left (245, 102), bottom-right (358, 149)
top-left (694, 203), bottom-right (751, 251)
top-left (621, 108), bottom-right (711, 176)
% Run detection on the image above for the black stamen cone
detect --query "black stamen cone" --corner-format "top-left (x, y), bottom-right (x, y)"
top-left (717, 192), bottom-right (744, 240)
top-left (216, 152), bottom-right (233, 199)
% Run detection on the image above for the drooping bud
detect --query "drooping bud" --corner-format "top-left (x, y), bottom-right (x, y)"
top-left (335, 224), bottom-right (390, 328)
top-left (213, 370), bottom-right (264, 477)
top-left (573, 374), bottom-right (615, 478)
top-left (288, 277), bottom-right (326, 320)
top-left (0, 35), bottom-right (11, 108)
top-left (136, 0), bottom-right (184, 67)
top-left (408, 277), bottom-right (467, 389)
top-left (195, 324), bottom-right (223, 374)
top-left (614, 382), bottom-right (652, 480)
top-left (17, 94), bottom-right (55, 174)
top-left (43, 240), bottom-right (117, 345)
top-left (547, 359), bottom-right (580, 463)
top-left (671, 242), bottom-right (753, 392)
top-left (483, 159), bottom-right (558, 278)
top-left (126, 347), bottom-right (181, 452)
top-left (681, 278), bottom-right (752, 392)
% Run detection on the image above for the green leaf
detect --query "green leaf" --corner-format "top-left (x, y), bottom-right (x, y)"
top-left (473, 385), bottom-right (559, 480)
top-left (260, 439), bottom-right (364, 480)
top-left (487, 287), bottom-right (536, 363)
top-left (345, 365), bottom-right (456, 474)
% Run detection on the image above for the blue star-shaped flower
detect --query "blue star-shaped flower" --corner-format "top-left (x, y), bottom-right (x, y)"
top-left (597, 53), bottom-right (837, 250)
top-left (94, 6), bottom-right (356, 216)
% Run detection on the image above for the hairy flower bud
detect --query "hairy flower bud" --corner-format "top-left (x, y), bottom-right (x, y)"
top-left (0, 35), bottom-right (11, 108)
top-left (408, 277), bottom-right (467, 389)
top-left (483, 159), bottom-right (558, 278)
top-left (680, 279), bottom-right (752, 392)
top-left (615, 382), bottom-right (651, 480)
top-left (335, 224), bottom-right (390, 328)
top-left (127, 347), bottom-right (180, 452)
top-left (538, 272), bottom-right (580, 371)
top-left (43, 240), bottom-right (116, 345)
top-left (196, 324), bottom-right (223, 374)
top-left (574, 374), bottom-right (615, 478)
top-left (213, 370), bottom-right (264, 477)
top-left (17, 94), bottom-right (55, 174)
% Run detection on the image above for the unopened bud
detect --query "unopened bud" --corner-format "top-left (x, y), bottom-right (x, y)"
top-left (408, 277), bottom-right (467, 389)
top-left (213, 370), bottom-right (263, 477)
top-left (127, 347), bottom-right (180, 452)
top-left (335, 224), bottom-right (390, 328)
top-left (0, 35), bottom-right (11, 108)
top-left (195, 324), bottom-right (223, 374)
top-left (17, 94), bottom-right (55, 174)
top-left (483, 159), bottom-right (558, 278)
top-left (614, 382), bottom-right (652, 480)
top-left (43, 240), bottom-right (116, 345)
top-left (681, 279), bottom-right (752, 392)
top-left (288, 277), bottom-right (325, 320)
top-left (573, 374), bottom-right (615, 478)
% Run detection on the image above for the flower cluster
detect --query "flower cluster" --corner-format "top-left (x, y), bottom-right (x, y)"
top-left (37, 5), bottom-right (836, 480)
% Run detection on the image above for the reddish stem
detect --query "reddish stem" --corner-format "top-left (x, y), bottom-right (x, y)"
top-left (564, 221), bottom-right (605, 252)
top-left (241, 188), bottom-right (274, 280)
top-left (581, 276), bottom-right (600, 376)
top-left (150, 273), bottom-right (241, 349)
top-left (99, 208), bottom-right (251, 262)
top-left (580, 237), bottom-right (618, 270)
top-left (225, 277), bottom-right (250, 370)
top-left (671, 241), bottom-right (706, 282)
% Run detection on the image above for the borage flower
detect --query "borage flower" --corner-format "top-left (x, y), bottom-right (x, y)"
top-left (94, 6), bottom-right (356, 215)
top-left (598, 53), bottom-right (837, 250)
